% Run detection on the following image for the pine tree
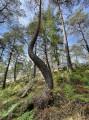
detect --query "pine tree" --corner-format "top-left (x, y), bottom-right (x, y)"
top-left (68, 9), bottom-right (89, 53)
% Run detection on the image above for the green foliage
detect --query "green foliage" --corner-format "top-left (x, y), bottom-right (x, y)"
top-left (25, 93), bottom-right (33, 101)
top-left (83, 86), bottom-right (89, 89)
top-left (71, 94), bottom-right (89, 102)
top-left (0, 101), bottom-right (22, 119)
top-left (64, 84), bottom-right (76, 100)
top-left (54, 87), bottom-right (60, 94)
top-left (0, 83), bottom-right (22, 99)
top-left (68, 8), bottom-right (89, 32)
top-left (64, 83), bottom-right (89, 102)
top-left (68, 8), bottom-right (89, 52)
top-left (69, 66), bottom-right (89, 85)
top-left (70, 44), bottom-right (84, 64)
top-left (79, 97), bottom-right (89, 102)
top-left (13, 109), bottom-right (39, 120)
top-left (0, 78), bottom-right (26, 110)
top-left (0, 0), bottom-right (25, 24)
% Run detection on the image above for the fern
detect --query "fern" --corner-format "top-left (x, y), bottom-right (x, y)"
top-left (13, 109), bottom-right (37, 120)
top-left (64, 84), bottom-right (76, 100)
top-left (79, 97), bottom-right (89, 102)
top-left (83, 86), bottom-right (89, 89)
top-left (0, 101), bottom-right (23, 119)
top-left (70, 94), bottom-right (84, 99)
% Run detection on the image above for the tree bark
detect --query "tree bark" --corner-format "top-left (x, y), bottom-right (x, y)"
top-left (75, 55), bottom-right (78, 65)
top-left (43, 35), bottom-right (51, 71)
top-left (2, 52), bottom-right (12, 89)
top-left (56, 0), bottom-right (73, 72)
top-left (2, 37), bottom-right (16, 89)
top-left (28, 0), bottom-right (53, 90)
top-left (54, 47), bottom-right (60, 69)
top-left (33, 44), bottom-right (37, 78)
top-left (0, 47), bottom-right (4, 61)
top-left (33, 63), bottom-right (36, 78)
top-left (79, 25), bottom-right (89, 53)
top-left (14, 57), bottom-right (17, 81)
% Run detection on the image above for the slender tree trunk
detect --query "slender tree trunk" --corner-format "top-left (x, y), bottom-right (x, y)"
top-left (33, 64), bottom-right (36, 78)
top-left (43, 35), bottom-right (51, 71)
top-left (79, 26), bottom-right (89, 53)
top-left (14, 58), bottom-right (17, 81)
top-left (76, 55), bottom-right (78, 65)
top-left (2, 52), bottom-right (12, 89)
top-left (33, 44), bottom-right (37, 78)
top-left (0, 47), bottom-right (4, 60)
top-left (28, 0), bottom-right (53, 90)
top-left (54, 47), bottom-right (60, 69)
top-left (56, 0), bottom-right (73, 72)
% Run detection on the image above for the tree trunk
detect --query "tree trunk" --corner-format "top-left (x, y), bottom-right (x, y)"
top-left (14, 58), bottom-right (17, 81)
top-left (76, 55), bottom-right (78, 65)
top-left (54, 47), bottom-right (60, 69)
top-left (2, 52), bottom-right (12, 89)
top-left (33, 64), bottom-right (36, 78)
top-left (56, 0), bottom-right (73, 72)
top-left (33, 44), bottom-right (37, 78)
top-left (43, 35), bottom-right (51, 71)
top-left (79, 26), bottom-right (89, 53)
top-left (28, 0), bottom-right (53, 90)
top-left (0, 47), bottom-right (4, 61)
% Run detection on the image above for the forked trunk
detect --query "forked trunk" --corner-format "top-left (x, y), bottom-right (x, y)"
top-left (56, 0), bottom-right (73, 72)
top-left (28, 0), bottom-right (53, 90)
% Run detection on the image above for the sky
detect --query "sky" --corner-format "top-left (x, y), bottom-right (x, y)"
top-left (0, 0), bottom-right (89, 60)
top-left (19, 0), bottom-right (49, 26)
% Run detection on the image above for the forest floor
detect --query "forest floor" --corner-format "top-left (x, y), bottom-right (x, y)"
top-left (0, 65), bottom-right (89, 120)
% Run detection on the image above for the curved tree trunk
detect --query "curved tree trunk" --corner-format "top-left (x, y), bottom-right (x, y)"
top-left (56, 0), bottom-right (73, 72)
top-left (28, 0), bottom-right (53, 91)
top-left (33, 44), bottom-right (37, 78)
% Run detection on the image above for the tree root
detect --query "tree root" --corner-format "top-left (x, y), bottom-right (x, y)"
top-left (31, 89), bottom-right (54, 110)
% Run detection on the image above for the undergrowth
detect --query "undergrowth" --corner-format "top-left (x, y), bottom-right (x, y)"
top-left (0, 65), bottom-right (89, 119)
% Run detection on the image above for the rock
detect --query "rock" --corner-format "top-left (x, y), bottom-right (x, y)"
top-left (54, 70), bottom-right (58, 73)
top-left (58, 66), bottom-right (67, 71)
